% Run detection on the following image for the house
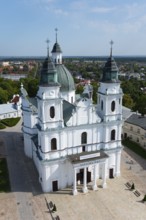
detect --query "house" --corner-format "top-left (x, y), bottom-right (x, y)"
top-left (123, 113), bottom-right (146, 149)
top-left (0, 95), bottom-right (22, 120)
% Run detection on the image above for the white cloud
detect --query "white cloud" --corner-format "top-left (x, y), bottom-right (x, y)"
top-left (54, 9), bottom-right (68, 16)
top-left (91, 6), bottom-right (116, 13)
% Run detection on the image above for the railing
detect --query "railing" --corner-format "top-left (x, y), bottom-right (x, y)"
top-left (41, 140), bottom-right (121, 161)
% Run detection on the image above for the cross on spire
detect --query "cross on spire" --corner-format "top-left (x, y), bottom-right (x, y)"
top-left (46, 38), bottom-right (50, 57)
top-left (55, 28), bottom-right (58, 43)
top-left (110, 40), bottom-right (114, 57)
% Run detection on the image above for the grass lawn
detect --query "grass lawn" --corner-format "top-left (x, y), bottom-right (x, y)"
top-left (122, 138), bottom-right (146, 160)
top-left (0, 158), bottom-right (11, 192)
top-left (0, 117), bottom-right (20, 130)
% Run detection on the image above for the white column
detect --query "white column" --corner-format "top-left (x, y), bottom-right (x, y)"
top-left (82, 167), bottom-right (88, 193)
top-left (115, 151), bottom-right (121, 177)
top-left (92, 164), bottom-right (98, 190)
top-left (102, 163), bottom-right (107, 188)
top-left (73, 168), bottom-right (78, 195)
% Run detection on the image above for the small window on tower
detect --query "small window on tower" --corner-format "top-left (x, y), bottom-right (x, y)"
top-left (111, 129), bottom-right (116, 141)
top-left (71, 96), bottom-right (73, 103)
top-left (111, 101), bottom-right (115, 112)
top-left (50, 106), bottom-right (55, 118)
top-left (51, 138), bottom-right (57, 150)
top-left (101, 100), bottom-right (103, 110)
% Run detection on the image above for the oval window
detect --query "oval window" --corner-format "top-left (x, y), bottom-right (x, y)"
top-left (50, 106), bottom-right (55, 118)
top-left (111, 101), bottom-right (115, 112)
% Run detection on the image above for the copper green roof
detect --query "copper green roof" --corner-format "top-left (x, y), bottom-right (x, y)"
top-left (39, 57), bottom-right (59, 86)
top-left (101, 55), bottom-right (119, 83)
top-left (63, 100), bottom-right (76, 126)
top-left (51, 42), bottom-right (62, 53)
top-left (55, 64), bottom-right (75, 92)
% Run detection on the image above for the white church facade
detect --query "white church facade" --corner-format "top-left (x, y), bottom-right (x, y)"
top-left (21, 35), bottom-right (123, 195)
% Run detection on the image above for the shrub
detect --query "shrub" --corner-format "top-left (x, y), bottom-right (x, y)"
top-left (122, 139), bottom-right (146, 160)
top-left (1, 117), bottom-right (21, 127)
top-left (0, 122), bottom-right (6, 130)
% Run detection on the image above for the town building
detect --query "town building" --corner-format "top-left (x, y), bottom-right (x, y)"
top-left (0, 95), bottom-right (22, 120)
top-left (21, 35), bottom-right (123, 195)
top-left (123, 113), bottom-right (146, 149)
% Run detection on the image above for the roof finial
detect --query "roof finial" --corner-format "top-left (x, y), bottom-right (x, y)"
top-left (46, 38), bottom-right (50, 57)
top-left (55, 28), bottom-right (58, 43)
top-left (110, 40), bottom-right (114, 57)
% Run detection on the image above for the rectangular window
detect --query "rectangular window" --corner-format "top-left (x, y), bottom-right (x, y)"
top-left (130, 126), bottom-right (133, 131)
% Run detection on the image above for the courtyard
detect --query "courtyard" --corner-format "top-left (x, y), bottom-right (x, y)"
top-left (0, 121), bottom-right (146, 220)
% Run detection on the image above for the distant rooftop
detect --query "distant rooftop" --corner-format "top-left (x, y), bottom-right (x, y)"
top-left (125, 113), bottom-right (146, 130)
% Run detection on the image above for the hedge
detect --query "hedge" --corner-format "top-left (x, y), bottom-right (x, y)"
top-left (122, 138), bottom-right (146, 160)
top-left (0, 117), bottom-right (21, 127)
top-left (0, 122), bottom-right (6, 129)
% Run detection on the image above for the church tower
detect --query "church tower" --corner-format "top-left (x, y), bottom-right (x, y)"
top-left (97, 41), bottom-right (123, 122)
top-left (97, 41), bottom-right (123, 177)
top-left (36, 40), bottom-right (64, 161)
top-left (51, 28), bottom-right (62, 64)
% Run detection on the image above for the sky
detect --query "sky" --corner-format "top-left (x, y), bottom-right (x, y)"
top-left (1, 0), bottom-right (146, 56)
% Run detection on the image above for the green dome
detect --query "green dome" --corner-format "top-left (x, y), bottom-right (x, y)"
top-left (101, 55), bottom-right (119, 83)
top-left (55, 64), bottom-right (75, 92)
top-left (40, 57), bottom-right (75, 91)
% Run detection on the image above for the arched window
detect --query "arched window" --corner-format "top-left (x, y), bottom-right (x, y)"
top-left (50, 106), bottom-right (55, 118)
top-left (81, 132), bottom-right (87, 152)
top-left (111, 129), bottom-right (116, 141)
top-left (111, 101), bottom-right (115, 112)
top-left (101, 100), bottom-right (103, 110)
top-left (81, 132), bottom-right (87, 144)
top-left (51, 138), bottom-right (57, 150)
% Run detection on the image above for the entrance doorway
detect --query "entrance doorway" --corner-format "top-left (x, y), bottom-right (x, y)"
top-left (52, 180), bottom-right (58, 191)
top-left (77, 168), bottom-right (91, 184)
top-left (87, 170), bottom-right (91, 183)
top-left (109, 168), bottom-right (114, 178)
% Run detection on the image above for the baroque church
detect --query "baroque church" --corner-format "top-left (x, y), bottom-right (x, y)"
top-left (21, 33), bottom-right (123, 195)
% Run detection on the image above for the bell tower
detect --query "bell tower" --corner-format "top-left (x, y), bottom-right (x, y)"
top-left (51, 28), bottom-right (62, 65)
top-left (97, 41), bottom-right (123, 122)
top-left (37, 39), bottom-right (63, 131)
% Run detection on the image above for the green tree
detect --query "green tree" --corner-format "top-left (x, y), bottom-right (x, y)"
top-left (134, 95), bottom-right (146, 116)
top-left (0, 88), bottom-right (8, 104)
top-left (76, 84), bottom-right (84, 94)
top-left (123, 94), bottom-right (134, 109)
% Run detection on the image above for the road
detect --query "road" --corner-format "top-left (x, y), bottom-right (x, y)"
top-left (0, 119), bottom-right (51, 220)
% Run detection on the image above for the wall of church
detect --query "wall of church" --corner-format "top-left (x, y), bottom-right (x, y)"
top-left (61, 91), bottom-right (75, 103)
top-left (35, 159), bottom-right (74, 192)
top-left (23, 133), bottom-right (33, 158)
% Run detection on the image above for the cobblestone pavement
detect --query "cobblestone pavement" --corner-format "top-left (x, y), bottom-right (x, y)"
top-left (0, 120), bottom-right (146, 220)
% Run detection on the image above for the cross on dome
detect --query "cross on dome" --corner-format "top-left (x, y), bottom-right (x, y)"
top-left (110, 40), bottom-right (114, 57)
top-left (46, 38), bottom-right (50, 56)
top-left (55, 28), bottom-right (58, 43)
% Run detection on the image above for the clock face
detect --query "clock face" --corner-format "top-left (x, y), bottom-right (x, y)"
top-left (50, 90), bottom-right (54, 96)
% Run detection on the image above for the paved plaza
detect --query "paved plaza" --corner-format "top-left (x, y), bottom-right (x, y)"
top-left (0, 120), bottom-right (146, 220)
